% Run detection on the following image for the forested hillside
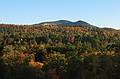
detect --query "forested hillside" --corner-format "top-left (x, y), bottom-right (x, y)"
top-left (0, 22), bottom-right (120, 79)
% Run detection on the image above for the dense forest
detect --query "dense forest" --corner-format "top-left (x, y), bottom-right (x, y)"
top-left (0, 22), bottom-right (120, 79)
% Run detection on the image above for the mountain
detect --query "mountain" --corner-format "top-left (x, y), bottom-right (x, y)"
top-left (35, 20), bottom-right (120, 30)
top-left (36, 20), bottom-right (92, 26)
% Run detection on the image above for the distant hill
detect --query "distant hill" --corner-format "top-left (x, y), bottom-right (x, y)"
top-left (0, 20), bottom-right (119, 30)
top-left (36, 20), bottom-right (92, 26)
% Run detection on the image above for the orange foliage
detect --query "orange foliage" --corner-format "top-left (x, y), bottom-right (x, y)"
top-left (29, 59), bottom-right (44, 69)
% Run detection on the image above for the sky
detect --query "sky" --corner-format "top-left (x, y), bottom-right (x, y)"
top-left (0, 0), bottom-right (120, 29)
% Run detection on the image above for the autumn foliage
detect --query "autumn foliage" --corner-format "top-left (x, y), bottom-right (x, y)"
top-left (0, 24), bottom-right (120, 79)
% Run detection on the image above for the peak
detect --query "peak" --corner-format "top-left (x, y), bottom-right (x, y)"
top-left (54, 20), bottom-right (72, 25)
top-left (36, 20), bottom-right (92, 26)
top-left (56, 20), bottom-right (72, 22)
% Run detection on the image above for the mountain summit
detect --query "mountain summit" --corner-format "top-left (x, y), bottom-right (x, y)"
top-left (36, 20), bottom-right (91, 26)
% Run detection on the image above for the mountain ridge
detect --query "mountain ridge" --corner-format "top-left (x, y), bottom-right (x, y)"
top-left (35, 20), bottom-right (120, 30)
top-left (0, 20), bottom-right (119, 30)
top-left (36, 20), bottom-right (91, 26)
